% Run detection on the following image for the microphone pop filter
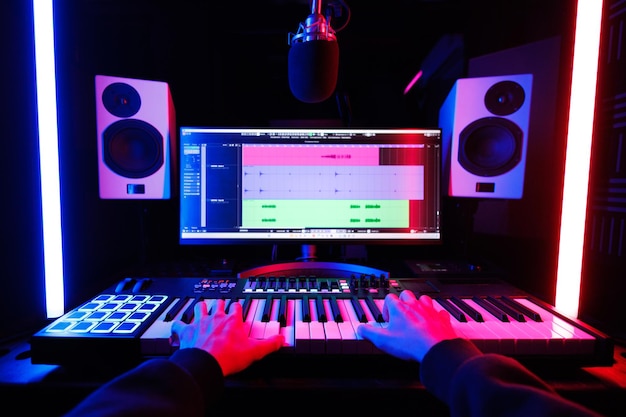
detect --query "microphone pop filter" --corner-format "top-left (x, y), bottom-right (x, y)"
top-left (288, 40), bottom-right (339, 103)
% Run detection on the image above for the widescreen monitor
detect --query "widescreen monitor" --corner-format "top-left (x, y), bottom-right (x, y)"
top-left (179, 127), bottom-right (442, 250)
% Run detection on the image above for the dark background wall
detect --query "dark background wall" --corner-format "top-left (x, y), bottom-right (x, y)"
top-left (8, 0), bottom-right (620, 343)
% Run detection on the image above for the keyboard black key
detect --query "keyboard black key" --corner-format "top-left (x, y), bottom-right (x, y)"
top-left (165, 297), bottom-right (190, 322)
top-left (182, 297), bottom-right (202, 323)
top-left (487, 296), bottom-right (526, 322)
top-left (225, 298), bottom-right (238, 313)
top-left (329, 296), bottom-right (343, 322)
top-left (301, 295), bottom-right (311, 322)
top-left (350, 296), bottom-right (367, 323)
top-left (278, 295), bottom-right (287, 326)
top-left (260, 297), bottom-right (273, 320)
top-left (315, 296), bottom-right (327, 322)
top-left (262, 295), bottom-right (273, 322)
top-left (241, 295), bottom-right (253, 321)
top-left (365, 296), bottom-right (385, 323)
top-left (435, 297), bottom-right (467, 322)
top-left (451, 296), bottom-right (484, 322)
top-left (473, 296), bottom-right (509, 322)
top-left (501, 296), bottom-right (543, 322)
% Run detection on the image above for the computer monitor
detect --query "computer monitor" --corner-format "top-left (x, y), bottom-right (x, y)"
top-left (179, 127), bottom-right (442, 275)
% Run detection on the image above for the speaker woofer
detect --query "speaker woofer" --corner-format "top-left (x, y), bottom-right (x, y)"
top-left (458, 117), bottom-right (523, 177)
top-left (102, 119), bottom-right (163, 179)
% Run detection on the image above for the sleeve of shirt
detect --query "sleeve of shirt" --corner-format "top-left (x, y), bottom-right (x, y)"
top-left (63, 348), bottom-right (224, 417)
top-left (419, 338), bottom-right (603, 417)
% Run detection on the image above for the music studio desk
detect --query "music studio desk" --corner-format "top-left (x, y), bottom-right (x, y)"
top-left (2, 274), bottom-right (625, 415)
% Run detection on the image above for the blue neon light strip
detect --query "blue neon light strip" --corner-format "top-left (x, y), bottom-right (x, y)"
top-left (33, 0), bottom-right (65, 318)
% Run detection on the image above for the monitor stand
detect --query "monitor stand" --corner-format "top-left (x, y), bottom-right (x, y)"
top-left (237, 244), bottom-right (390, 279)
top-left (297, 243), bottom-right (318, 262)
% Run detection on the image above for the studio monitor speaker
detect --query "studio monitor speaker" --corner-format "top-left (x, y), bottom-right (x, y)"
top-left (95, 75), bottom-right (176, 199)
top-left (439, 74), bottom-right (532, 199)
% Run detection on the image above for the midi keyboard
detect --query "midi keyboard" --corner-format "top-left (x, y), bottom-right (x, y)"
top-left (29, 274), bottom-right (614, 369)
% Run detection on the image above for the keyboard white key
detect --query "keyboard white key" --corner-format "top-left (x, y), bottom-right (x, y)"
top-left (339, 299), bottom-right (373, 354)
top-left (294, 299), bottom-right (311, 354)
top-left (141, 297), bottom-right (193, 355)
top-left (249, 298), bottom-right (268, 339)
top-left (280, 298), bottom-right (296, 351)
top-left (334, 298), bottom-right (359, 354)
top-left (307, 298), bottom-right (326, 354)
top-left (321, 298), bottom-right (342, 354)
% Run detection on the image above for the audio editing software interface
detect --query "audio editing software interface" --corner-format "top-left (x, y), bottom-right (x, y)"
top-left (179, 128), bottom-right (442, 245)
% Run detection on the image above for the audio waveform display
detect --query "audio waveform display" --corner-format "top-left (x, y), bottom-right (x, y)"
top-left (242, 165), bottom-right (424, 200)
top-left (241, 200), bottom-right (409, 229)
top-left (242, 145), bottom-right (379, 166)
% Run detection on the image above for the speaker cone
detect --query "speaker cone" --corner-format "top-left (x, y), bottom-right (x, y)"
top-left (458, 117), bottom-right (523, 177)
top-left (102, 119), bottom-right (164, 178)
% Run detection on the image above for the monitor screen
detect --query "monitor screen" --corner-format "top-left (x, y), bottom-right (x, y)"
top-left (179, 127), bottom-right (442, 246)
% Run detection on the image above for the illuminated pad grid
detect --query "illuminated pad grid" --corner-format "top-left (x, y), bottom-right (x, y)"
top-left (44, 294), bottom-right (168, 335)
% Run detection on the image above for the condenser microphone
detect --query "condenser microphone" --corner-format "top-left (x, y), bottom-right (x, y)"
top-left (288, 0), bottom-right (339, 103)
